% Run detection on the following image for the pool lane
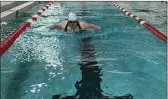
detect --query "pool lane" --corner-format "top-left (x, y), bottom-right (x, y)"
top-left (1, 2), bottom-right (166, 99)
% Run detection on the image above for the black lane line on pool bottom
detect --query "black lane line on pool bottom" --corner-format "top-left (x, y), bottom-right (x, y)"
top-left (52, 37), bottom-right (133, 99)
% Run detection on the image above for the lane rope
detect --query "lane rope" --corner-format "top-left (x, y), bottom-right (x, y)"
top-left (112, 2), bottom-right (167, 43)
top-left (0, 1), bottom-right (54, 56)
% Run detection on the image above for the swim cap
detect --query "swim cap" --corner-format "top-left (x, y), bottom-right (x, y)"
top-left (68, 12), bottom-right (77, 21)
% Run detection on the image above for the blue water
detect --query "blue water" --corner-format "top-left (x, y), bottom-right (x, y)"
top-left (1, 2), bottom-right (167, 99)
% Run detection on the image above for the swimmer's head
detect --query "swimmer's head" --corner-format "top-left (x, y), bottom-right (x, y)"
top-left (68, 12), bottom-right (77, 21)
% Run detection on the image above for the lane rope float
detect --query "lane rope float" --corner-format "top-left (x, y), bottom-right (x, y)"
top-left (112, 2), bottom-right (167, 43)
top-left (0, 1), bottom-right (54, 56)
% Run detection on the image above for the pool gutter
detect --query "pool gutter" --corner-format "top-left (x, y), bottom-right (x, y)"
top-left (1, 2), bottom-right (38, 21)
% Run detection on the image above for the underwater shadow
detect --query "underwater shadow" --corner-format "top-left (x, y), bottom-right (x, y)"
top-left (52, 36), bottom-right (133, 99)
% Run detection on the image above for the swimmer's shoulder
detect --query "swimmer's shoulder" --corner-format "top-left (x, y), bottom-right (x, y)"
top-left (55, 21), bottom-right (68, 29)
top-left (78, 21), bottom-right (88, 29)
top-left (56, 21), bottom-right (67, 25)
top-left (79, 21), bottom-right (87, 25)
top-left (79, 20), bottom-right (100, 30)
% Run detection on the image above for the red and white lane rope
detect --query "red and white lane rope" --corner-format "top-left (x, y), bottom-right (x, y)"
top-left (0, 1), bottom-right (54, 56)
top-left (111, 2), bottom-right (167, 43)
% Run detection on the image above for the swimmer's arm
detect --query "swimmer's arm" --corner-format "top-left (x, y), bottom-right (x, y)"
top-left (49, 22), bottom-right (63, 29)
top-left (86, 23), bottom-right (100, 30)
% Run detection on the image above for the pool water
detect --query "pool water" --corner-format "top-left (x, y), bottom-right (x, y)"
top-left (1, 2), bottom-right (167, 99)
top-left (116, 1), bottom-right (167, 35)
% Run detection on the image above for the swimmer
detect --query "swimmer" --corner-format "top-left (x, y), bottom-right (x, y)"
top-left (50, 12), bottom-right (100, 31)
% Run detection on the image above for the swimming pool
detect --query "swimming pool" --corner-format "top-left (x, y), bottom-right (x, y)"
top-left (1, 2), bottom-right (167, 99)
